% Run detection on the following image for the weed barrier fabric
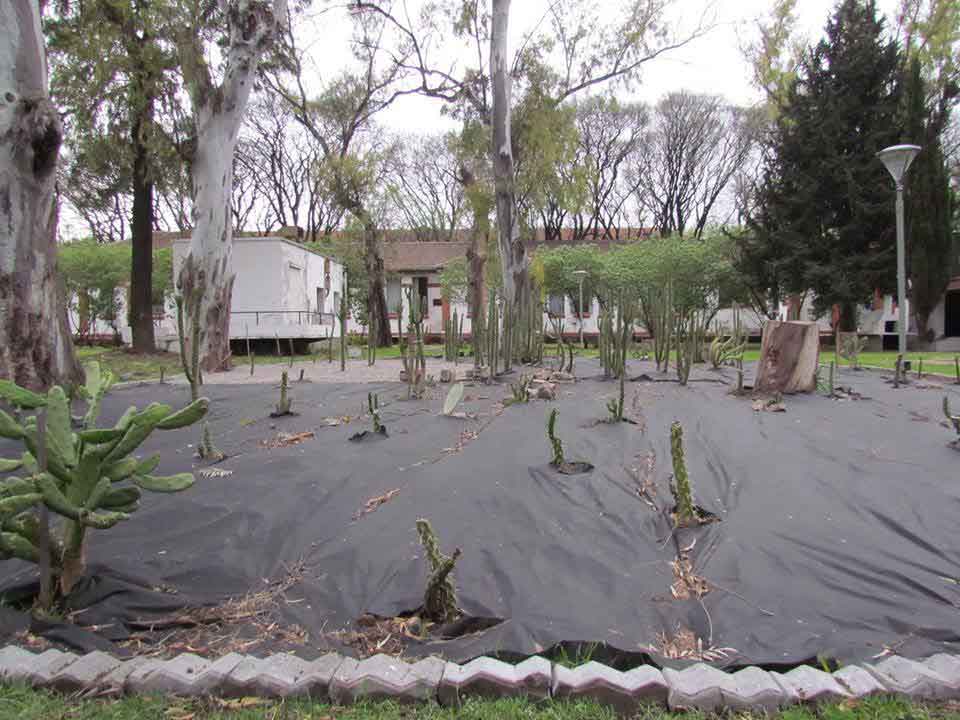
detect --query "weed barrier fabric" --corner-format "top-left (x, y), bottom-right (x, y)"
top-left (2, 362), bottom-right (960, 667)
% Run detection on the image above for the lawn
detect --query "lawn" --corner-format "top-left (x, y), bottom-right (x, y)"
top-left (76, 341), bottom-right (960, 383)
top-left (2, 685), bottom-right (959, 720)
top-left (75, 345), bottom-right (184, 382)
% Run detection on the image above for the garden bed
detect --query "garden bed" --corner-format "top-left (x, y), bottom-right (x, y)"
top-left (1, 360), bottom-right (959, 669)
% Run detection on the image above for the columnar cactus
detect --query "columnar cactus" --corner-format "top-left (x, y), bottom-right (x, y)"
top-left (0, 363), bottom-right (208, 597)
top-left (273, 370), bottom-right (292, 416)
top-left (547, 408), bottom-right (565, 467)
top-left (415, 519), bottom-right (461, 624)
top-left (670, 421), bottom-right (696, 526)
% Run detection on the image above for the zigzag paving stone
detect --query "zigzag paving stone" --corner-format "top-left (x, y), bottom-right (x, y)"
top-left (126, 653), bottom-right (211, 695)
top-left (663, 664), bottom-right (728, 711)
top-left (552, 661), bottom-right (668, 715)
top-left (232, 652), bottom-right (344, 698)
top-left (102, 656), bottom-right (152, 692)
top-left (721, 667), bottom-right (787, 712)
top-left (773, 666), bottom-right (851, 704)
top-left (438, 656), bottom-right (552, 707)
top-left (0, 646), bottom-right (36, 682)
top-left (833, 666), bottom-right (888, 698)
top-left (330, 654), bottom-right (445, 704)
top-left (47, 650), bottom-right (122, 693)
top-left (866, 656), bottom-right (960, 699)
top-left (23, 649), bottom-right (79, 687)
top-left (4, 645), bottom-right (960, 710)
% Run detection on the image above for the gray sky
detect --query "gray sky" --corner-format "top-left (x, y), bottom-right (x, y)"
top-left (307, 0), bottom-right (903, 131)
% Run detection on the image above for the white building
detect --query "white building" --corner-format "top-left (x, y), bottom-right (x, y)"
top-left (168, 236), bottom-right (344, 348)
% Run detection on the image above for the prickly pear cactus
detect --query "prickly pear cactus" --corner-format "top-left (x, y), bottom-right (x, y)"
top-left (0, 362), bottom-right (208, 596)
top-left (670, 421), bottom-right (696, 527)
top-left (416, 519), bottom-right (461, 624)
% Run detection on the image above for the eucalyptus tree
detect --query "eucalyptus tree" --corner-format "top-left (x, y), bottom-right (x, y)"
top-left (263, 6), bottom-right (417, 346)
top-left (1, 0), bottom-right (82, 390)
top-left (353, 0), bottom-right (711, 369)
top-left (174, 0), bottom-right (289, 371)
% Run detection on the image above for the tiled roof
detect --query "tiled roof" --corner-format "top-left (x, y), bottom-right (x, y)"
top-left (383, 242), bottom-right (470, 272)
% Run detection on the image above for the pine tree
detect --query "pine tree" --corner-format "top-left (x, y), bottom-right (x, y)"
top-left (754, 0), bottom-right (903, 330)
top-left (901, 55), bottom-right (955, 342)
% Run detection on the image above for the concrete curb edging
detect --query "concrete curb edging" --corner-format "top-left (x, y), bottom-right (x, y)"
top-left (1, 646), bottom-right (959, 714)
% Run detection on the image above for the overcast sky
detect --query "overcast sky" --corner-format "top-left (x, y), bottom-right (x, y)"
top-left (305, 0), bottom-right (903, 132)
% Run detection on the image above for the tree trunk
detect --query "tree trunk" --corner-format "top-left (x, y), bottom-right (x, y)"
top-left (460, 162), bottom-right (488, 368)
top-left (130, 105), bottom-right (156, 352)
top-left (177, 0), bottom-right (287, 373)
top-left (364, 221), bottom-right (392, 347)
top-left (754, 320), bottom-right (820, 394)
top-left (0, 0), bottom-right (82, 391)
top-left (490, 0), bottom-right (527, 350)
top-left (178, 109), bottom-right (239, 372)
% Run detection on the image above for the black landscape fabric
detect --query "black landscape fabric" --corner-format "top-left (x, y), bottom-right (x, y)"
top-left (2, 359), bottom-right (959, 668)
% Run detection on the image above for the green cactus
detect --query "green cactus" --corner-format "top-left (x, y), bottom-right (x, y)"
top-left (670, 421), bottom-right (696, 527)
top-left (547, 408), bottom-right (565, 467)
top-left (0, 362), bottom-right (208, 600)
top-left (416, 519), bottom-right (461, 624)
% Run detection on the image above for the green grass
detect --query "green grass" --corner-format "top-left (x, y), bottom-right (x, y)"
top-left (1, 685), bottom-right (959, 720)
top-left (75, 346), bottom-right (184, 382)
top-left (74, 342), bottom-right (960, 383)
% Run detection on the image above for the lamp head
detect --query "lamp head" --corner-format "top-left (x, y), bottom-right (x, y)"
top-left (877, 144), bottom-right (921, 184)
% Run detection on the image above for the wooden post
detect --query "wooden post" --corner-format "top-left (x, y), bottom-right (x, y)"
top-left (754, 320), bottom-right (820, 394)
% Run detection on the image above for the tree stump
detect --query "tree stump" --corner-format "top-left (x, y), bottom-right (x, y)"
top-left (754, 321), bottom-right (820, 394)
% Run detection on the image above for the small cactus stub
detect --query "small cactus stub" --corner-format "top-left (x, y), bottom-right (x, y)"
top-left (416, 519), bottom-right (461, 624)
top-left (670, 421), bottom-right (697, 527)
top-left (270, 370), bottom-right (294, 417)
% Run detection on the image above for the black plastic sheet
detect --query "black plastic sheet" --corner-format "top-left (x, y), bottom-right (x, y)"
top-left (2, 361), bottom-right (959, 666)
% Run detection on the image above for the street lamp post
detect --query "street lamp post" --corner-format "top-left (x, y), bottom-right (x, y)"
top-left (876, 144), bottom-right (921, 357)
top-left (572, 270), bottom-right (587, 349)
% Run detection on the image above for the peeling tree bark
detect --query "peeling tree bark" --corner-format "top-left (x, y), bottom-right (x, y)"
top-left (177, 0), bottom-right (287, 372)
top-left (0, 1), bottom-right (82, 391)
top-left (490, 0), bottom-right (527, 370)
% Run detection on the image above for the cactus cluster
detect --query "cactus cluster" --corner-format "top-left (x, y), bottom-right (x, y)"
top-left (0, 364), bottom-right (207, 599)
top-left (415, 519), bottom-right (461, 624)
top-left (400, 288), bottom-right (427, 399)
top-left (838, 332), bottom-right (867, 369)
top-left (444, 309), bottom-right (464, 364)
top-left (509, 375), bottom-right (533, 404)
top-left (547, 408), bottom-right (565, 467)
top-left (709, 304), bottom-right (746, 370)
top-left (606, 374), bottom-right (625, 422)
top-left (669, 421), bottom-right (696, 527)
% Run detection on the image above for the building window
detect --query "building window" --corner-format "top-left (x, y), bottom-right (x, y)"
top-left (386, 279), bottom-right (402, 314)
top-left (547, 294), bottom-right (565, 317)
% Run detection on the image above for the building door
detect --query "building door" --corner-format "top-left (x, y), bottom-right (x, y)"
top-left (946, 291), bottom-right (960, 337)
top-left (416, 276), bottom-right (429, 315)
